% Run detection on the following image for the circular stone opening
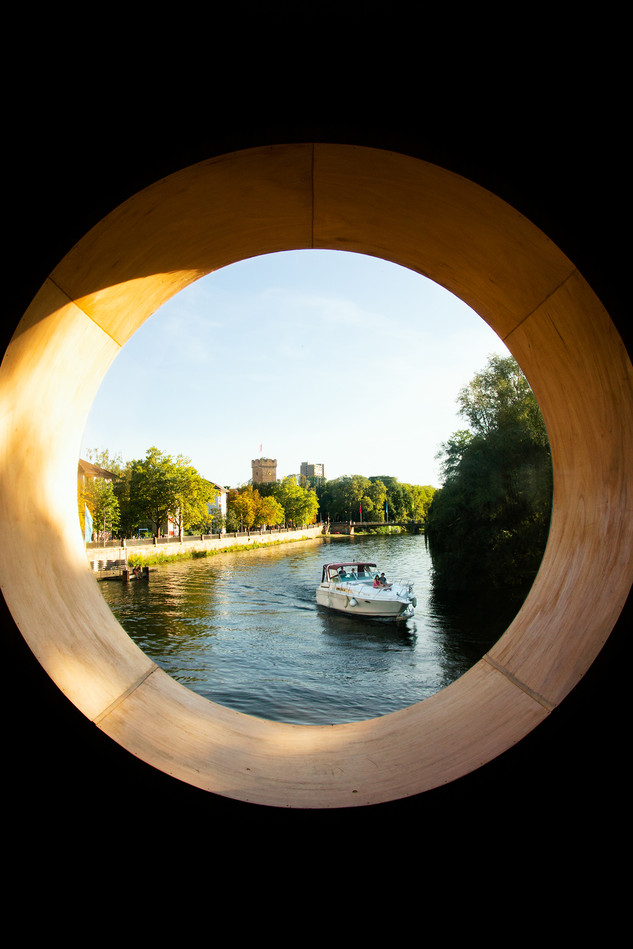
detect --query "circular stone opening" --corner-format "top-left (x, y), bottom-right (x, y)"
top-left (1, 144), bottom-right (631, 808)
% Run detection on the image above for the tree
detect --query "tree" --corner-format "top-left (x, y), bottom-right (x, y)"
top-left (128, 447), bottom-right (214, 536)
top-left (255, 494), bottom-right (284, 528)
top-left (426, 355), bottom-right (552, 590)
top-left (403, 483), bottom-right (436, 523)
top-left (272, 476), bottom-right (319, 526)
top-left (84, 448), bottom-right (125, 477)
top-left (315, 475), bottom-right (369, 521)
top-left (225, 484), bottom-right (286, 530)
top-left (227, 488), bottom-right (256, 530)
top-left (129, 447), bottom-right (178, 535)
top-left (82, 476), bottom-right (120, 541)
top-left (111, 461), bottom-right (135, 537)
top-left (367, 479), bottom-right (387, 521)
top-left (314, 476), bottom-right (349, 521)
top-left (171, 461), bottom-right (216, 534)
top-left (78, 449), bottom-right (124, 540)
top-left (315, 474), bottom-right (433, 524)
top-left (456, 353), bottom-right (547, 445)
top-left (435, 431), bottom-right (473, 483)
top-left (370, 475), bottom-right (408, 521)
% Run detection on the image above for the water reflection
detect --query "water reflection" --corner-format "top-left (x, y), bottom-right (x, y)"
top-left (426, 585), bottom-right (528, 679)
top-left (100, 534), bottom-right (524, 725)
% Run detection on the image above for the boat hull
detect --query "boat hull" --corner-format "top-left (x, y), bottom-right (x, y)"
top-left (315, 584), bottom-right (414, 619)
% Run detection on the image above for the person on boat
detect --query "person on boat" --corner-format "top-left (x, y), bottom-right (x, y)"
top-left (379, 572), bottom-right (392, 588)
top-left (373, 574), bottom-right (381, 588)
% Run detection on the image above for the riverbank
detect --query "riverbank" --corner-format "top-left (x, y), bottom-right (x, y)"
top-left (87, 525), bottom-right (324, 577)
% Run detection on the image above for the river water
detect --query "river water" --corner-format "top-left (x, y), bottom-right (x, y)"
top-left (99, 534), bottom-right (527, 725)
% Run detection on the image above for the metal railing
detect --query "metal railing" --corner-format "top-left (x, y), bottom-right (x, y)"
top-left (86, 524), bottom-right (324, 549)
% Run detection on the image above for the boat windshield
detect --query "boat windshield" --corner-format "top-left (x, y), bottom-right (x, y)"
top-left (328, 564), bottom-right (377, 582)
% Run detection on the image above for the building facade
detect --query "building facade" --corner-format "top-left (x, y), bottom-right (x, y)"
top-left (300, 461), bottom-right (325, 481)
top-left (206, 481), bottom-right (227, 524)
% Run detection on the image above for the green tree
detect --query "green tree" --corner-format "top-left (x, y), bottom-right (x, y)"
top-left (434, 431), bottom-right (473, 483)
top-left (349, 474), bottom-right (373, 521)
top-left (172, 462), bottom-right (216, 534)
top-left (226, 484), bottom-right (285, 530)
top-left (78, 449), bottom-right (124, 539)
top-left (111, 461), bottom-right (135, 537)
top-left (129, 447), bottom-right (179, 535)
top-left (426, 355), bottom-right (552, 590)
top-left (316, 474), bottom-right (433, 524)
top-left (367, 479), bottom-right (387, 521)
top-left (129, 447), bottom-right (214, 536)
top-left (315, 474), bottom-right (371, 521)
top-left (272, 476), bottom-right (319, 526)
top-left (456, 353), bottom-right (547, 445)
top-left (255, 493), bottom-right (284, 527)
top-left (224, 491), bottom-right (242, 532)
top-left (84, 448), bottom-right (125, 477)
top-left (227, 486), bottom-right (256, 530)
top-left (370, 475), bottom-right (408, 521)
top-left (83, 476), bottom-right (120, 541)
top-left (314, 476), bottom-right (350, 521)
top-left (403, 483), bottom-right (436, 523)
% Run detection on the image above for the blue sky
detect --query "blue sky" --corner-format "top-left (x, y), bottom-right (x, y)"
top-left (81, 249), bottom-right (509, 488)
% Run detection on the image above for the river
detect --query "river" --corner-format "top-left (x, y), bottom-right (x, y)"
top-left (99, 533), bottom-right (527, 725)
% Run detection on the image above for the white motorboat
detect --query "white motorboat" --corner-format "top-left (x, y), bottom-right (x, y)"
top-left (316, 561), bottom-right (416, 619)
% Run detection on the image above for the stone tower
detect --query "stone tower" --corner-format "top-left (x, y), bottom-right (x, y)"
top-left (251, 457), bottom-right (277, 483)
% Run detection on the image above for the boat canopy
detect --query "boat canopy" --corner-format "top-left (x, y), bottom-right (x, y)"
top-left (321, 562), bottom-right (377, 583)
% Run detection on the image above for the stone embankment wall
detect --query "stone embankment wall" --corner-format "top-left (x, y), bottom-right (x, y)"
top-left (86, 525), bottom-right (325, 571)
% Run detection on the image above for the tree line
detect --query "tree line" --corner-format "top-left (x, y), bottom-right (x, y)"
top-left (314, 474), bottom-right (436, 525)
top-left (79, 448), bottom-right (325, 539)
top-left (79, 446), bottom-right (219, 540)
top-left (80, 447), bottom-right (437, 542)
top-left (425, 354), bottom-right (553, 591)
top-left (225, 477), bottom-right (319, 531)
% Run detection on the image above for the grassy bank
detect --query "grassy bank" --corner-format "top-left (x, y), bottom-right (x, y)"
top-left (126, 534), bottom-right (321, 568)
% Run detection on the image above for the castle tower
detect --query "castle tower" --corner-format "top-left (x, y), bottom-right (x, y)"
top-left (251, 457), bottom-right (277, 483)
